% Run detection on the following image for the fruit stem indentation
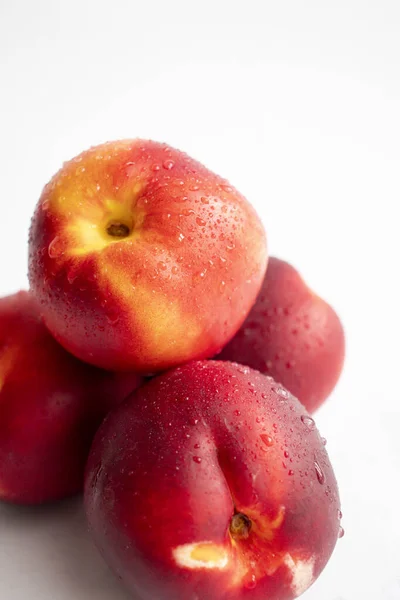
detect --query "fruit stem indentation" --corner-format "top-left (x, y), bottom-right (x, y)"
top-left (106, 222), bottom-right (131, 238)
top-left (230, 512), bottom-right (252, 540)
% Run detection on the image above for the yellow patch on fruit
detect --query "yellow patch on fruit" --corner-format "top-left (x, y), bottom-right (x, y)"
top-left (96, 257), bottom-right (203, 365)
top-left (45, 149), bottom-right (147, 259)
top-left (173, 542), bottom-right (229, 570)
top-left (228, 505), bottom-right (287, 588)
top-left (66, 220), bottom-right (110, 256)
top-left (47, 140), bottom-right (145, 217)
top-left (230, 504), bottom-right (285, 545)
top-left (250, 503), bottom-right (285, 541)
top-left (65, 198), bottom-right (145, 258)
top-left (283, 554), bottom-right (315, 595)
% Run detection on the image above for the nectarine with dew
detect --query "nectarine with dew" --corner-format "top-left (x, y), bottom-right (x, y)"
top-left (85, 361), bottom-right (342, 600)
top-left (28, 140), bottom-right (267, 373)
top-left (218, 257), bottom-right (345, 413)
top-left (0, 291), bottom-right (143, 505)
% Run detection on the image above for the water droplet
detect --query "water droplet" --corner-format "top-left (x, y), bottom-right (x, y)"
top-left (163, 159), bottom-right (175, 170)
top-left (42, 199), bottom-right (50, 211)
top-left (171, 266), bottom-right (179, 275)
top-left (337, 509), bottom-right (343, 520)
top-left (314, 460), bottom-right (325, 484)
top-left (220, 184), bottom-right (232, 192)
top-left (48, 236), bottom-right (63, 259)
top-left (107, 311), bottom-right (120, 325)
top-left (196, 217), bottom-right (207, 226)
top-left (272, 386), bottom-right (289, 399)
top-left (288, 469), bottom-right (294, 476)
top-left (151, 164), bottom-right (161, 171)
top-left (177, 233), bottom-right (185, 242)
top-left (234, 409), bottom-right (241, 417)
top-left (190, 184), bottom-right (200, 191)
top-left (194, 443), bottom-right (200, 449)
top-left (67, 269), bottom-right (78, 284)
top-left (92, 279), bottom-right (103, 294)
top-left (284, 450), bottom-right (289, 458)
top-left (245, 574), bottom-right (257, 589)
top-left (338, 526), bottom-right (345, 538)
top-left (193, 456), bottom-right (202, 464)
top-left (157, 261), bottom-right (167, 270)
top-left (321, 437), bottom-right (327, 446)
top-left (181, 208), bottom-right (195, 216)
top-left (260, 433), bottom-right (273, 447)
top-left (301, 415), bottom-right (316, 430)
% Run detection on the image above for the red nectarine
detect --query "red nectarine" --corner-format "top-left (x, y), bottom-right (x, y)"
top-left (28, 140), bottom-right (267, 373)
top-left (218, 257), bottom-right (345, 412)
top-left (0, 291), bottom-right (142, 505)
top-left (85, 361), bottom-right (341, 600)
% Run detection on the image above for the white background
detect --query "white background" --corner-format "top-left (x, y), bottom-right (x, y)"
top-left (1, 1), bottom-right (399, 599)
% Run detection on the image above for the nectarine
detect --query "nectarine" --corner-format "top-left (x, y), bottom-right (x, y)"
top-left (28, 140), bottom-right (267, 372)
top-left (218, 257), bottom-right (345, 412)
top-left (0, 291), bottom-right (142, 505)
top-left (85, 361), bottom-right (341, 600)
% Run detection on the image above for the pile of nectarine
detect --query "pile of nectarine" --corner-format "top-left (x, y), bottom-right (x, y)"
top-left (1, 139), bottom-right (345, 599)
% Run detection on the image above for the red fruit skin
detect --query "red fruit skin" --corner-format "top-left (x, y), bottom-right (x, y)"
top-left (0, 291), bottom-right (143, 505)
top-left (28, 140), bottom-right (267, 373)
top-left (218, 257), bottom-right (345, 413)
top-left (85, 361), bottom-right (341, 600)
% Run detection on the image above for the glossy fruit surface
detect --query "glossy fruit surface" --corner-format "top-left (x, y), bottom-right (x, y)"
top-left (85, 360), bottom-right (341, 599)
top-left (219, 257), bottom-right (345, 412)
top-left (28, 140), bottom-right (267, 372)
top-left (0, 291), bottom-right (143, 504)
